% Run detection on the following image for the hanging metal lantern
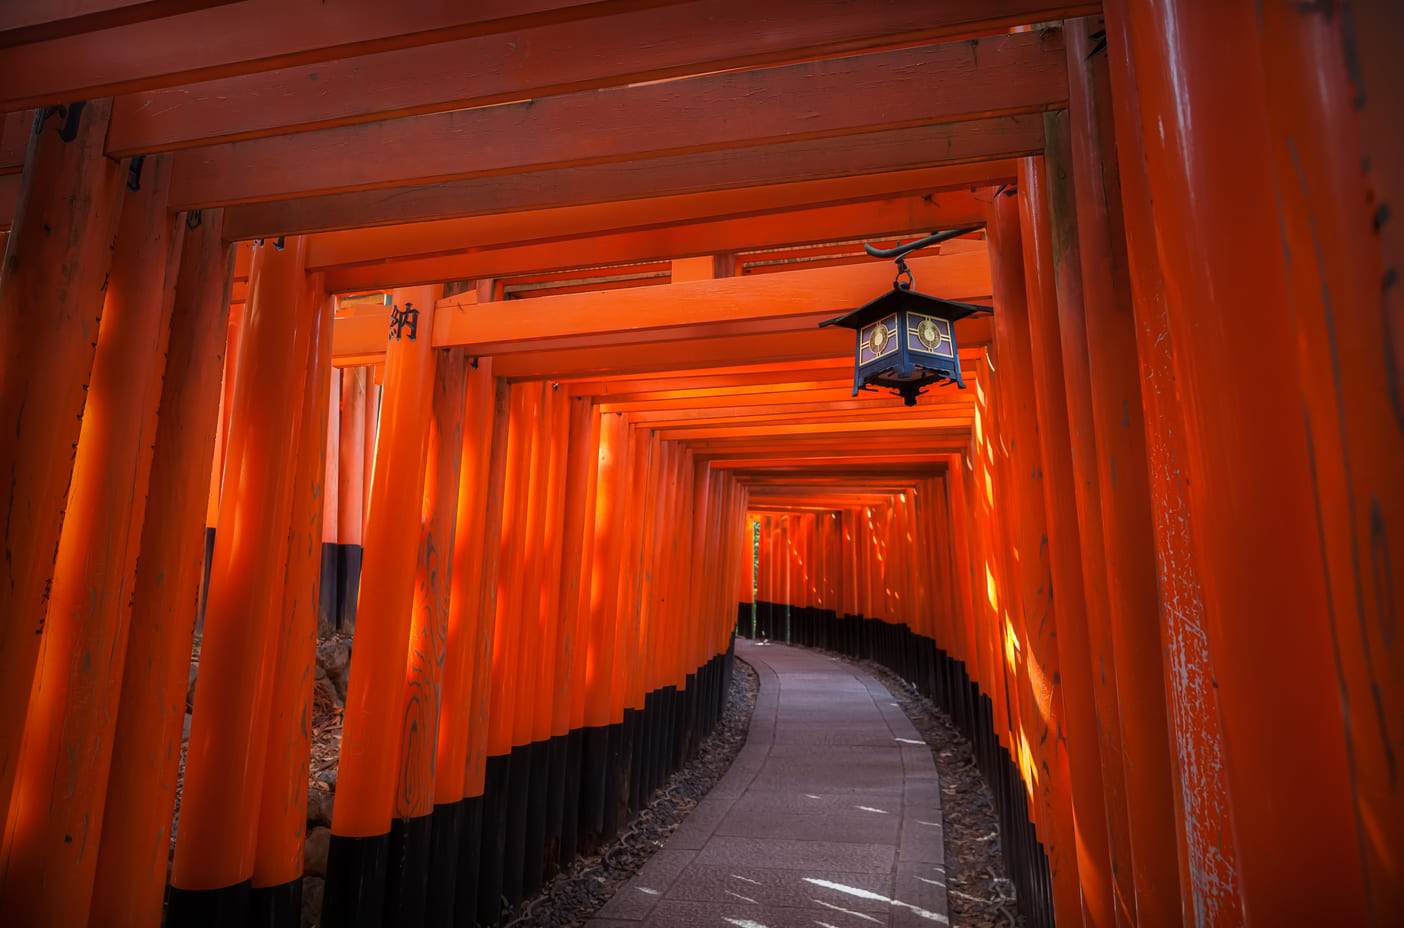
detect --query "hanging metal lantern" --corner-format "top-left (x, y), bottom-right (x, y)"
top-left (820, 227), bottom-right (992, 406)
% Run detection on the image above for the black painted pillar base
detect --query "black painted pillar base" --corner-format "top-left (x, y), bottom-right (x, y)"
top-left (560, 727), bottom-right (583, 865)
top-left (623, 706), bottom-right (642, 816)
top-left (248, 880), bottom-right (302, 928)
top-left (426, 799), bottom-right (465, 928)
top-left (543, 732), bottom-right (567, 879)
top-left (502, 746), bottom-right (530, 906)
top-left (580, 724), bottom-right (610, 851)
top-left (384, 813), bottom-right (433, 927)
top-left (167, 879), bottom-right (251, 928)
top-left (477, 754), bottom-right (510, 927)
top-left (318, 540), bottom-right (339, 634)
top-left (336, 543), bottom-right (363, 631)
top-left (522, 738), bottom-right (550, 897)
top-left (637, 691), bottom-right (656, 804)
top-left (455, 794), bottom-right (483, 928)
top-left (601, 720), bottom-right (624, 841)
top-left (321, 833), bottom-right (390, 928)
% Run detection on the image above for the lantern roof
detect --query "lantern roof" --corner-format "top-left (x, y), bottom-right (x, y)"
top-left (818, 284), bottom-right (992, 331)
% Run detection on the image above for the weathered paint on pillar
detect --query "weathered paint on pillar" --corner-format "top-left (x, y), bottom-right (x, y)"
top-left (1027, 130), bottom-right (1120, 928)
top-left (250, 278), bottom-right (332, 906)
top-left (0, 101), bottom-right (125, 836)
top-left (168, 237), bottom-right (316, 915)
top-left (1097, 13), bottom-right (1241, 926)
top-left (1258, 5), bottom-right (1404, 920)
top-left (323, 284), bottom-right (443, 926)
top-left (89, 208), bottom-right (234, 928)
top-left (0, 154), bottom-right (177, 926)
top-left (1011, 161), bottom-right (1086, 927)
top-left (1110, 0), bottom-right (1370, 921)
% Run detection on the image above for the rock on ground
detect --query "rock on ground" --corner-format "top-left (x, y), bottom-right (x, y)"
top-left (304, 826), bottom-right (331, 878)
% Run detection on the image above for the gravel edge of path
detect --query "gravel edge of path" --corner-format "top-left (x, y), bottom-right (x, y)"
top-left (500, 657), bottom-right (760, 928)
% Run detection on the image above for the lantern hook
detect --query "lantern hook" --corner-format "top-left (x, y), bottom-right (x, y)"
top-left (863, 225), bottom-right (981, 261)
top-left (894, 257), bottom-right (915, 291)
top-left (865, 225), bottom-right (981, 292)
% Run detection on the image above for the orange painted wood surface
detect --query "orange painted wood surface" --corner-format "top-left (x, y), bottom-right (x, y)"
top-left (395, 347), bottom-right (468, 824)
top-left (485, 383), bottom-right (537, 757)
top-left (1258, 5), bottom-right (1404, 918)
top-left (0, 0), bottom-right (240, 49)
top-left (331, 284), bottom-right (442, 838)
top-left (1018, 152), bottom-right (1116, 928)
top-left (0, 154), bottom-right (178, 926)
top-left (89, 208), bottom-right (233, 928)
top-left (252, 280), bottom-right (331, 889)
top-left (229, 158), bottom-right (1018, 240)
top-left (1112, 0), bottom-right (1371, 921)
top-left (167, 33), bottom-right (1065, 208)
top-left (436, 357), bottom-right (498, 805)
top-left (307, 190), bottom-right (986, 272)
top-left (0, 100), bottom-right (126, 853)
top-left (170, 237), bottom-right (316, 892)
top-left (0, 0), bottom-right (681, 108)
top-left (332, 253), bottom-right (989, 361)
top-left (103, 0), bottom-right (1093, 155)
top-left (317, 194), bottom-right (986, 292)
top-left (463, 376), bottom-right (512, 800)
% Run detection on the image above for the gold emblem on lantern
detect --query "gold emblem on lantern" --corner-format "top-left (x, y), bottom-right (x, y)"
top-left (868, 321), bottom-right (890, 355)
top-left (909, 312), bottom-right (953, 357)
top-left (916, 318), bottom-right (939, 350)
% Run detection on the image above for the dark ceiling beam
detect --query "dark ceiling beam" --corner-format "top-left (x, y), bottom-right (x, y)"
top-left (100, 1), bottom-right (1094, 153)
top-left (220, 129), bottom-right (1029, 238)
top-left (169, 31), bottom-right (1066, 209)
top-left (0, 0), bottom-right (690, 109)
top-left (315, 193), bottom-right (988, 291)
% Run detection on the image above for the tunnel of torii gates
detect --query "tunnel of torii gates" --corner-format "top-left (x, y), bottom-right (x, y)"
top-left (0, 2), bottom-right (1400, 928)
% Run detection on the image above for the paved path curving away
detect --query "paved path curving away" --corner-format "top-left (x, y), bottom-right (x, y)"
top-left (589, 640), bottom-right (949, 928)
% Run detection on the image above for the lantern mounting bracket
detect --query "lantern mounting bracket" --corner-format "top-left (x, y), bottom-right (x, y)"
top-left (863, 226), bottom-right (981, 291)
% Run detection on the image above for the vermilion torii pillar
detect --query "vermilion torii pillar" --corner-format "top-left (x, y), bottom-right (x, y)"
top-left (250, 280), bottom-right (334, 922)
top-left (168, 237), bottom-right (319, 924)
top-left (323, 285), bottom-right (443, 928)
top-left (1, 153), bottom-right (178, 927)
top-left (90, 208), bottom-right (234, 928)
top-left (1108, 0), bottom-right (1383, 923)
top-left (0, 101), bottom-right (125, 841)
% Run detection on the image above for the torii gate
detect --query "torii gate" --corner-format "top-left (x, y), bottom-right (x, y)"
top-left (0, 3), bottom-right (1400, 928)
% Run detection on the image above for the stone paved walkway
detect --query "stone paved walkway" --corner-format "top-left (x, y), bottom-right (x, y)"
top-left (589, 640), bottom-right (949, 928)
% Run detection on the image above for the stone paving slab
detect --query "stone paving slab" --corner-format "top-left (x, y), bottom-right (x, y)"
top-left (587, 641), bottom-right (948, 928)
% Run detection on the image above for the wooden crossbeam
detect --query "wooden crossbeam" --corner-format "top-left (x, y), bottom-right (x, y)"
top-left (225, 156), bottom-right (1020, 239)
top-left (597, 385), bottom-right (976, 413)
top-left (561, 360), bottom-right (861, 393)
top-left (657, 416), bottom-right (973, 441)
top-left (0, 0), bottom-right (689, 108)
top-left (619, 395), bottom-right (975, 426)
top-left (643, 405), bottom-right (976, 432)
top-left (99, 1), bottom-right (1092, 153)
top-left (331, 251), bottom-right (989, 360)
top-left (314, 193), bottom-right (987, 291)
top-left (170, 32), bottom-right (1065, 208)
top-left (0, 1), bottom-right (241, 49)
top-left (716, 453), bottom-right (958, 468)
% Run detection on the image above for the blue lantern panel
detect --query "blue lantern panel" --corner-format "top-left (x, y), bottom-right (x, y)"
top-left (858, 313), bottom-right (899, 366)
top-left (907, 312), bottom-right (956, 360)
